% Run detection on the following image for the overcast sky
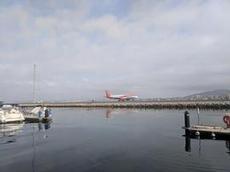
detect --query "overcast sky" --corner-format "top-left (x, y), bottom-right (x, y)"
top-left (0, 0), bottom-right (230, 102)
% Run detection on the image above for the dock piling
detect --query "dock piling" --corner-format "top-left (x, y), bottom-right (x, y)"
top-left (184, 111), bottom-right (190, 135)
top-left (184, 111), bottom-right (190, 128)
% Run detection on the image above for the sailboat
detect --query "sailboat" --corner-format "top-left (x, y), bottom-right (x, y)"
top-left (23, 65), bottom-right (52, 123)
top-left (23, 106), bottom-right (52, 123)
top-left (31, 106), bottom-right (52, 123)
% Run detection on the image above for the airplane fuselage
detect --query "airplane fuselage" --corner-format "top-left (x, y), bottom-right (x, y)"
top-left (105, 90), bottom-right (138, 101)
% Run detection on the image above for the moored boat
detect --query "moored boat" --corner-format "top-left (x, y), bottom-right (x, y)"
top-left (0, 106), bottom-right (25, 123)
top-left (24, 106), bottom-right (52, 123)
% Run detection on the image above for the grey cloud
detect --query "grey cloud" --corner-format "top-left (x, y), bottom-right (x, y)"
top-left (0, 0), bottom-right (230, 102)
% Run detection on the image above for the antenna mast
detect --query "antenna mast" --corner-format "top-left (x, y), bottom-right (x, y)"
top-left (33, 64), bottom-right (36, 103)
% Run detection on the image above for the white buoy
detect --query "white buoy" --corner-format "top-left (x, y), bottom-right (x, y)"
top-left (195, 131), bottom-right (200, 136)
top-left (211, 132), bottom-right (216, 138)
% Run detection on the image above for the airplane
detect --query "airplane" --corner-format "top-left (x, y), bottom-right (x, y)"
top-left (105, 90), bottom-right (139, 101)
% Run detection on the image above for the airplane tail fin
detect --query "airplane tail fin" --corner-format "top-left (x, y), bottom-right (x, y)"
top-left (105, 90), bottom-right (112, 98)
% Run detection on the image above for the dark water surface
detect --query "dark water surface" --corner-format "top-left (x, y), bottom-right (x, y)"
top-left (0, 108), bottom-right (230, 172)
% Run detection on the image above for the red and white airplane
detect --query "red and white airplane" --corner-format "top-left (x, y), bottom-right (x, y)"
top-left (105, 90), bottom-right (139, 101)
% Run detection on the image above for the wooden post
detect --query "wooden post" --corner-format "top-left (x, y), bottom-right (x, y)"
top-left (184, 111), bottom-right (190, 128)
top-left (184, 111), bottom-right (190, 136)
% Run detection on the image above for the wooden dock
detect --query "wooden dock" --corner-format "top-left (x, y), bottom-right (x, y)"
top-left (17, 100), bottom-right (230, 109)
top-left (183, 125), bottom-right (230, 137)
top-left (183, 111), bottom-right (230, 138)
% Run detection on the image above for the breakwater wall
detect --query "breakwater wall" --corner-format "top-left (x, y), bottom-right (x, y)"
top-left (18, 101), bottom-right (230, 109)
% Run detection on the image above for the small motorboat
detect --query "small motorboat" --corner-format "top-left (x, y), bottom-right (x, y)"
top-left (0, 105), bottom-right (25, 123)
top-left (25, 106), bottom-right (52, 123)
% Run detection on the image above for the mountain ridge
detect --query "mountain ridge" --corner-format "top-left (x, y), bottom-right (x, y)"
top-left (183, 89), bottom-right (230, 100)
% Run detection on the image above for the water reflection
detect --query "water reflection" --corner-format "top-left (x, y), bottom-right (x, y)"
top-left (185, 134), bottom-right (191, 152)
top-left (38, 122), bottom-right (51, 131)
top-left (105, 108), bottom-right (139, 119)
top-left (0, 123), bottom-right (24, 136)
top-left (225, 141), bottom-right (230, 154)
top-left (31, 122), bottom-right (52, 171)
top-left (184, 134), bottom-right (230, 155)
top-left (38, 122), bottom-right (51, 139)
top-left (0, 121), bottom-right (52, 145)
top-left (0, 123), bottom-right (24, 144)
top-left (105, 109), bottom-right (113, 119)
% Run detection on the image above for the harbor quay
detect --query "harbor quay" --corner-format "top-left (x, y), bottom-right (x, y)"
top-left (18, 100), bottom-right (230, 109)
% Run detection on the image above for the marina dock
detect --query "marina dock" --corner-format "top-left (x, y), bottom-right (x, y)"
top-left (17, 100), bottom-right (230, 109)
top-left (183, 111), bottom-right (230, 139)
top-left (184, 125), bottom-right (230, 137)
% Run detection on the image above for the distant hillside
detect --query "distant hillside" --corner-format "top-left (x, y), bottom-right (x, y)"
top-left (183, 89), bottom-right (230, 100)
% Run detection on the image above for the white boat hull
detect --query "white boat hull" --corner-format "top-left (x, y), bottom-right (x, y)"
top-left (0, 109), bottom-right (25, 123)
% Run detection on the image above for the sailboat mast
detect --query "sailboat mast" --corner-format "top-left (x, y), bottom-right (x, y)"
top-left (33, 64), bottom-right (36, 103)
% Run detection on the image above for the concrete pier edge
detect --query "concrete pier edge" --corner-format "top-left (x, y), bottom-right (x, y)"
top-left (17, 100), bottom-right (230, 109)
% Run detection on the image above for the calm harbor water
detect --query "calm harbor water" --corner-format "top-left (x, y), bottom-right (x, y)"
top-left (0, 108), bottom-right (230, 172)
